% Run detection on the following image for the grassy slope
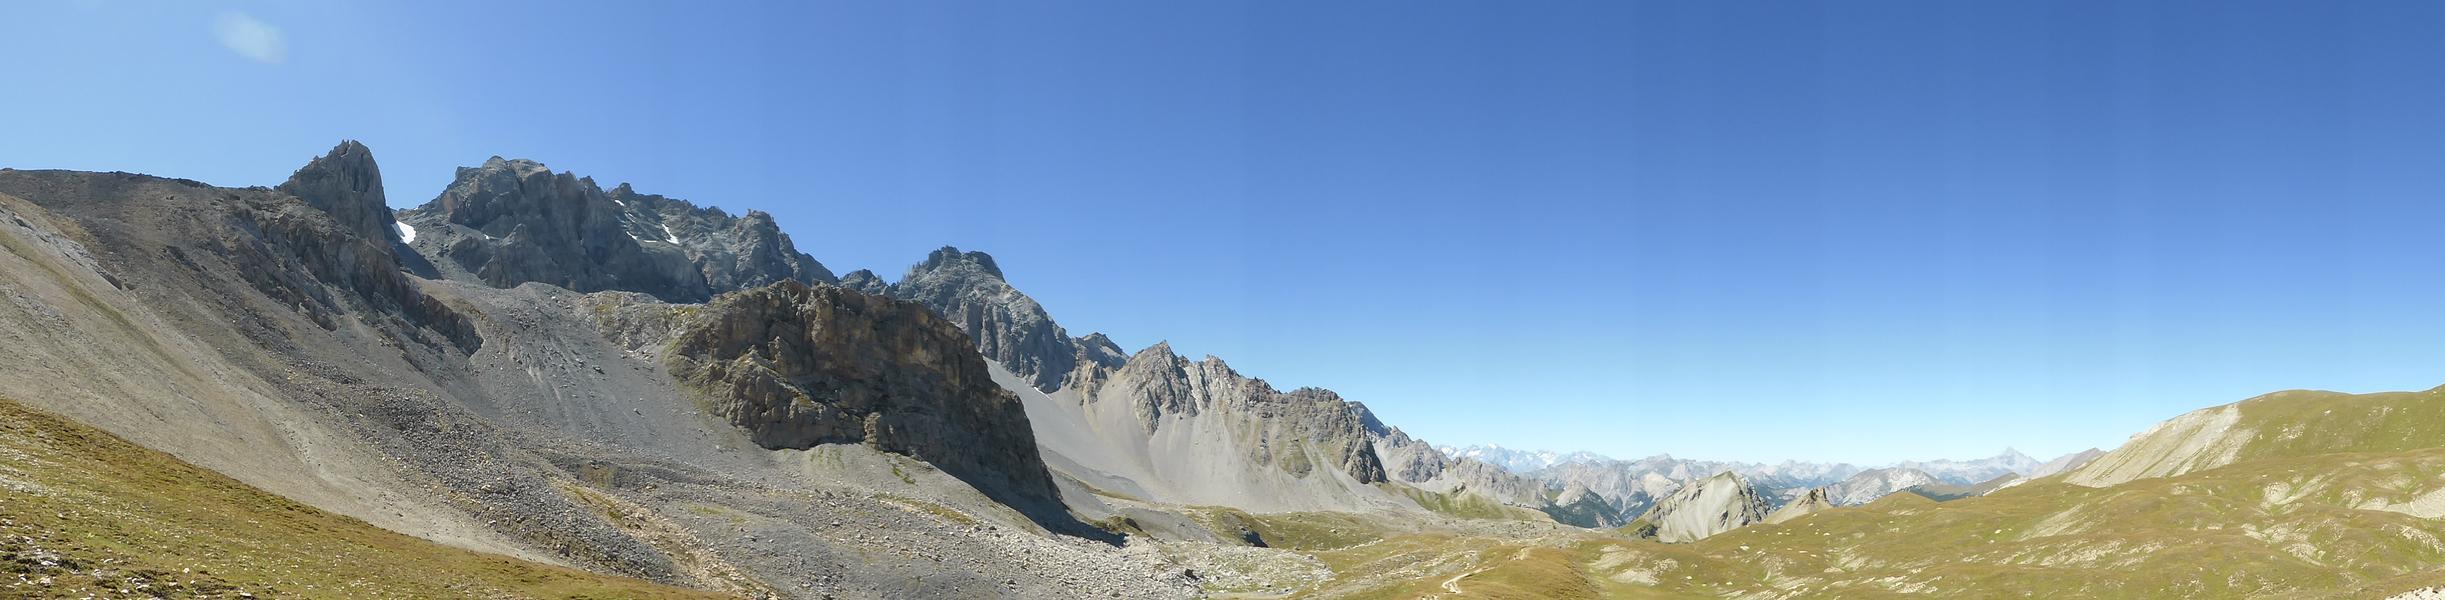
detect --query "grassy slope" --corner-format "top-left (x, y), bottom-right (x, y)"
top-left (1376, 483), bottom-right (1552, 523)
top-left (2231, 387), bottom-right (2445, 458)
top-left (1593, 453), bottom-right (2445, 597)
top-left (1275, 388), bottom-right (2445, 599)
top-left (0, 397), bottom-right (734, 599)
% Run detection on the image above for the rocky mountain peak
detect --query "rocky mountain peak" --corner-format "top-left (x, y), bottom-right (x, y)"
top-left (919, 245), bottom-right (1004, 279)
top-left (1633, 470), bottom-right (1771, 542)
top-left (838, 269), bottom-right (889, 295)
top-left (886, 246), bottom-right (1074, 392)
top-left (1073, 332), bottom-right (1127, 370)
top-left (1763, 487), bottom-right (1834, 524)
top-left (277, 140), bottom-right (395, 245)
top-left (398, 156), bottom-right (834, 302)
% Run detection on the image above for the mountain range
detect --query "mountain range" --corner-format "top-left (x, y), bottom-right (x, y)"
top-left (3, 142), bottom-right (2443, 598)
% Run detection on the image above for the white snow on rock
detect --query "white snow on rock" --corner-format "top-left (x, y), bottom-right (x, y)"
top-left (662, 223), bottom-right (680, 244)
top-left (395, 221), bottom-right (416, 243)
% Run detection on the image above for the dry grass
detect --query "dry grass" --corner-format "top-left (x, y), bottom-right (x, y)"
top-left (0, 396), bottom-right (737, 599)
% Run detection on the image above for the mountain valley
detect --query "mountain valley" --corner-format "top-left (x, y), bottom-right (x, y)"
top-left (4, 143), bottom-right (2445, 599)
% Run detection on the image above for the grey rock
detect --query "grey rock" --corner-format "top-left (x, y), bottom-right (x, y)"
top-left (1544, 483), bottom-right (1628, 528)
top-left (838, 269), bottom-right (890, 295)
top-left (885, 246), bottom-right (1077, 392)
top-left (399, 157), bottom-right (832, 303)
top-left (606, 183), bottom-right (836, 289)
top-left (1629, 471), bottom-right (1770, 543)
top-left (276, 140), bottom-right (396, 246)
top-left (654, 280), bottom-right (1059, 508)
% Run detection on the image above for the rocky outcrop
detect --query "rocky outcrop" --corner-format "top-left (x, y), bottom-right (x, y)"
top-left (605, 184), bottom-right (836, 289)
top-left (277, 140), bottom-right (397, 246)
top-left (1092, 344), bottom-right (1385, 483)
top-left (885, 247), bottom-right (1077, 392)
top-left (398, 157), bottom-right (833, 303)
top-left (1544, 484), bottom-right (1628, 528)
top-left (655, 280), bottom-right (1058, 506)
top-left (233, 144), bottom-right (483, 354)
top-left (838, 269), bottom-right (889, 296)
top-left (1361, 411), bottom-right (1448, 484)
top-left (1629, 471), bottom-right (1770, 543)
top-left (1763, 487), bottom-right (1834, 524)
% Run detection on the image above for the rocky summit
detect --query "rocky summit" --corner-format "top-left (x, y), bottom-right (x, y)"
top-left (884, 246), bottom-right (1080, 392)
top-left (399, 157), bottom-right (834, 303)
top-left (1627, 471), bottom-right (1772, 543)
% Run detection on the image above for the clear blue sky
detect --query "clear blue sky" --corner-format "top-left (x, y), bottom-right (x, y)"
top-left (7, 1), bottom-right (2445, 465)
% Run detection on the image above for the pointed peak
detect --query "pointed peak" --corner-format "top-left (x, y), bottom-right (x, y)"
top-left (917, 245), bottom-right (1003, 279)
top-left (1130, 340), bottom-right (1181, 362)
top-left (279, 140), bottom-right (393, 242)
top-left (838, 269), bottom-right (890, 295)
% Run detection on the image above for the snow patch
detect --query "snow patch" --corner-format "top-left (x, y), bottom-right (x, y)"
top-left (662, 223), bottom-right (680, 244)
top-left (395, 221), bottom-right (416, 243)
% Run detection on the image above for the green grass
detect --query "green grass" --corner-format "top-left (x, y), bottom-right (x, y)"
top-left (2231, 387), bottom-right (2445, 459)
top-left (0, 396), bottom-right (736, 599)
top-left (1582, 449), bottom-right (2445, 598)
top-left (1376, 483), bottom-right (1550, 522)
top-left (1187, 508), bottom-right (1392, 551)
top-left (1261, 388), bottom-right (2445, 598)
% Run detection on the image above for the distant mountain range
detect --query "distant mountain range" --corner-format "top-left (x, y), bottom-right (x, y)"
top-left (1433, 443), bottom-right (2093, 517)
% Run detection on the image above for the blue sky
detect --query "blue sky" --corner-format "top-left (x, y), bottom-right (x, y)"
top-left (7, 1), bottom-right (2445, 464)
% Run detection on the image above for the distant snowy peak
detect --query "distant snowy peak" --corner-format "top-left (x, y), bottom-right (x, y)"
top-left (1436, 444), bottom-right (1610, 473)
top-left (1891, 448), bottom-right (2043, 485)
top-left (1823, 467), bottom-right (1943, 506)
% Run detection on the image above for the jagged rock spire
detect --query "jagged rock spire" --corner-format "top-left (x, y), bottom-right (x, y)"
top-left (278, 140), bottom-right (395, 245)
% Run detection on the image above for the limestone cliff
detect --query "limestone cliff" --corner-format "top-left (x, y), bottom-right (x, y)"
top-left (655, 281), bottom-right (1058, 507)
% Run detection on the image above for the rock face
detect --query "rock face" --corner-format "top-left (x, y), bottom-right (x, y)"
top-left (837, 268), bottom-right (890, 296)
top-left (248, 144), bottom-right (483, 354)
top-left (1361, 411), bottom-right (1449, 484)
top-left (855, 245), bottom-right (1578, 519)
top-left (1630, 471), bottom-right (1770, 543)
top-left (885, 247), bottom-right (1076, 392)
top-left (1086, 344), bottom-right (1387, 484)
top-left (1545, 484), bottom-right (1628, 528)
top-left (277, 140), bottom-right (397, 246)
top-left (398, 157), bottom-right (833, 303)
top-left (1762, 487), bottom-right (1834, 524)
top-left (1823, 467), bottom-right (1942, 506)
top-left (606, 184), bottom-right (836, 290)
top-left (651, 280), bottom-right (1058, 507)
top-left (0, 145), bottom-right (1207, 599)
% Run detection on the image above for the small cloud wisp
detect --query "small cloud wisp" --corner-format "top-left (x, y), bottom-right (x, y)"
top-left (213, 12), bottom-right (285, 64)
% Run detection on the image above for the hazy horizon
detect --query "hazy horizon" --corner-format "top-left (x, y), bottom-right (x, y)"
top-left (10, 1), bottom-right (2445, 465)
